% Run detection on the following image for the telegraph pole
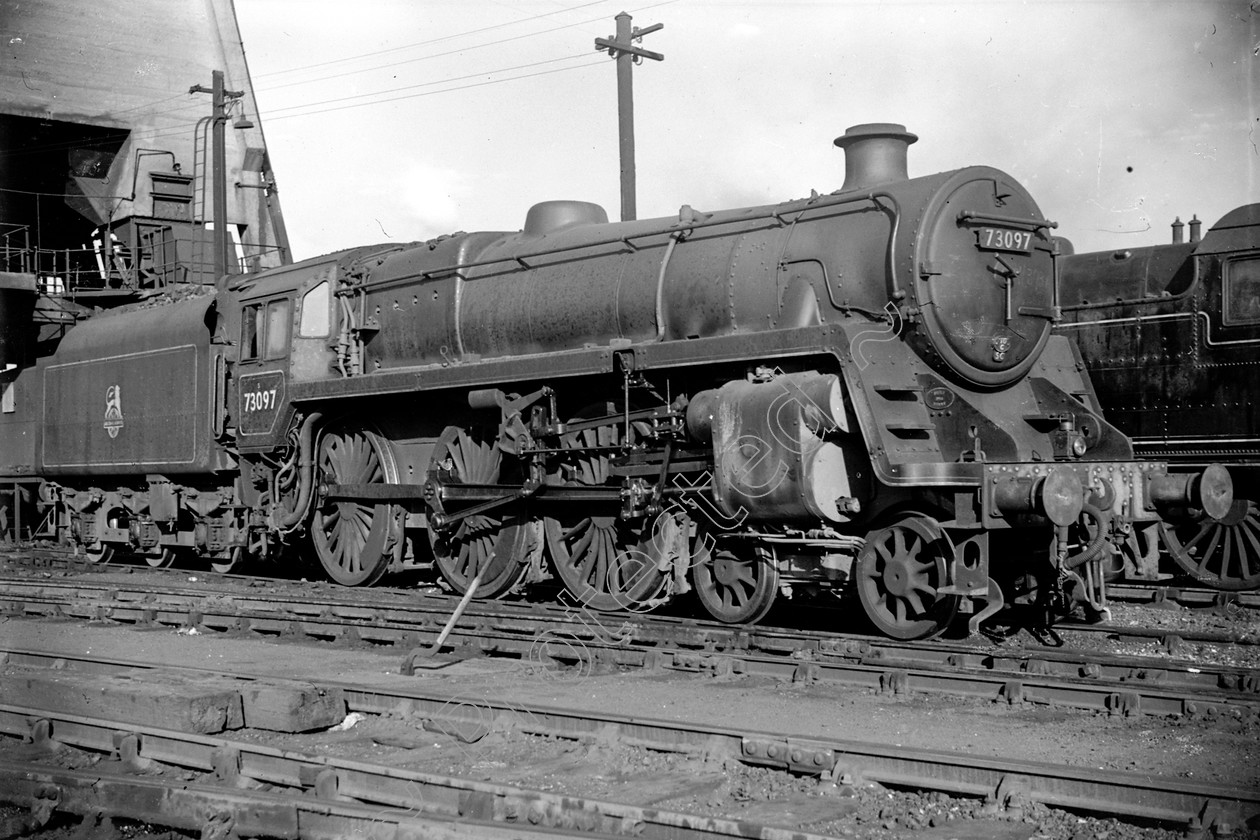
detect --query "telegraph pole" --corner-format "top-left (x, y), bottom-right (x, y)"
top-left (190, 70), bottom-right (245, 286)
top-left (595, 13), bottom-right (663, 222)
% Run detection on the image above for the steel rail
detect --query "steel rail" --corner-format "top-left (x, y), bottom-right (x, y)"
top-left (3, 650), bottom-right (1254, 830)
top-left (338, 688), bottom-right (1260, 828)
top-left (1, 570), bottom-right (1254, 657)
top-left (9, 544), bottom-right (1260, 609)
top-left (0, 705), bottom-right (835, 840)
top-left (2, 580), bottom-right (1257, 720)
top-left (1106, 582), bottom-right (1260, 610)
top-left (0, 762), bottom-right (603, 840)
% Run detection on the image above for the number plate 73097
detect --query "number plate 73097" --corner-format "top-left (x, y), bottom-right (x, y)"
top-left (976, 227), bottom-right (1033, 254)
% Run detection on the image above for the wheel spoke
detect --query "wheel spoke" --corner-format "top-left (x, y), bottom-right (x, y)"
top-left (561, 518), bottom-right (592, 543)
top-left (570, 522), bottom-right (597, 563)
top-left (591, 531), bottom-right (612, 590)
top-left (1181, 520), bottom-right (1213, 554)
top-left (1241, 520), bottom-right (1260, 578)
top-left (1196, 527), bottom-right (1223, 573)
top-left (731, 562), bottom-right (756, 588)
top-left (875, 540), bottom-right (894, 567)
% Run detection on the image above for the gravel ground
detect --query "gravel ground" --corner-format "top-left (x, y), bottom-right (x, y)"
top-left (1, 559), bottom-right (1258, 839)
top-left (2, 612), bottom-right (1257, 840)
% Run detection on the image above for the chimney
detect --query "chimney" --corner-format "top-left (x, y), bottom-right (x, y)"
top-left (1189, 215), bottom-right (1201, 243)
top-left (833, 123), bottom-right (918, 192)
top-left (1171, 216), bottom-right (1184, 244)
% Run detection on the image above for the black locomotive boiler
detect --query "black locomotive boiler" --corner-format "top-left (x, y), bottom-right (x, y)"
top-left (0, 124), bottom-right (1234, 639)
top-left (1057, 205), bottom-right (1259, 590)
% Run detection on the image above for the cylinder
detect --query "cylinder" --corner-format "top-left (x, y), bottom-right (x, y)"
top-left (693, 372), bottom-right (864, 523)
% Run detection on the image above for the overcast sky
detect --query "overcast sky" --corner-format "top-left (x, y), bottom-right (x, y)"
top-left (234, 0), bottom-right (1258, 263)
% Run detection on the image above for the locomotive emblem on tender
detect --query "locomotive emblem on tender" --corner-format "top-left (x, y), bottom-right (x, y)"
top-left (103, 385), bottom-right (124, 439)
top-left (0, 124), bottom-right (1235, 638)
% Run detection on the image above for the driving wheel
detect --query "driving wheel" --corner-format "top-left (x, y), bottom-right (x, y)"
top-left (1160, 498), bottom-right (1260, 591)
top-left (429, 426), bottom-right (535, 598)
top-left (310, 428), bottom-right (398, 586)
top-left (544, 402), bottom-right (669, 611)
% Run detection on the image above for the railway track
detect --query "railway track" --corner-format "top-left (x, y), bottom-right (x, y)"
top-left (7, 542), bottom-right (1260, 610)
top-left (0, 702), bottom-right (832, 840)
top-left (1, 571), bottom-right (1257, 723)
top-left (0, 646), bottom-right (1256, 834)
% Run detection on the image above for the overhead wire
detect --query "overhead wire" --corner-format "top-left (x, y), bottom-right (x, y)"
top-left (0, 0), bottom-right (674, 159)
top-left (255, 0), bottom-right (609, 78)
top-left (265, 52), bottom-right (595, 117)
top-left (268, 59), bottom-right (607, 122)
top-left (259, 2), bottom-right (659, 92)
top-left (0, 53), bottom-right (607, 163)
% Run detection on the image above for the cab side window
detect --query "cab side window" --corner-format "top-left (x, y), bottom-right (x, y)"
top-left (1223, 256), bottom-right (1260, 325)
top-left (266, 300), bottom-right (290, 358)
top-left (299, 280), bottom-right (331, 337)
top-left (241, 303), bottom-right (263, 360)
top-left (241, 298), bottom-right (291, 361)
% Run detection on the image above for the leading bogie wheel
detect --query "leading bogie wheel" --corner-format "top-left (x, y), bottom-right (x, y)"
top-left (429, 426), bottom-right (535, 599)
top-left (310, 427), bottom-right (399, 586)
top-left (692, 540), bottom-right (779, 624)
top-left (1160, 498), bottom-right (1260, 591)
top-left (855, 515), bottom-right (960, 639)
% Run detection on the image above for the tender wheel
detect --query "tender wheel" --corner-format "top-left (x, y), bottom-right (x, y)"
top-left (692, 541), bottom-right (778, 624)
top-left (210, 546), bottom-right (242, 575)
top-left (144, 548), bottom-right (177, 569)
top-left (310, 428), bottom-right (398, 586)
top-left (429, 426), bottom-right (535, 598)
top-left (544, 402), bottom-right (669, 611)
top-left (80, 544), bottom-right (115, 565)
top-left (1160, 499), bottom-right (1260, 591)
top-left (855, 515), bottom-right (960, 639)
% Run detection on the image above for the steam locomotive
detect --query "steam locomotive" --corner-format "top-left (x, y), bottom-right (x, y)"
top-left (1057, 205), bottom-right (1259, 591)
top-left (0, 124), bottom-right (1234, 639)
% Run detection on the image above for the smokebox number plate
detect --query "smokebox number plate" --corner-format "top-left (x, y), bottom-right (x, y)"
top-left (976, 227), bottom-right (1033, 253)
